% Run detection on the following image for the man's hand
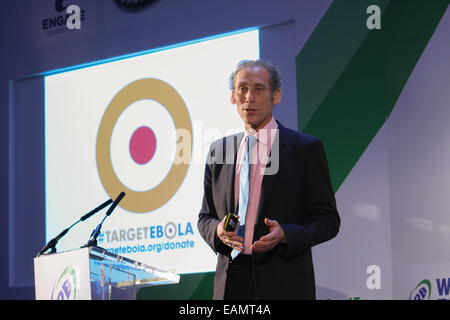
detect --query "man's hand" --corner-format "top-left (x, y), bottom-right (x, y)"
top-left (251, 218), bottom-right (287, 253)
top-left (216, 215), bottom-right (244, 252)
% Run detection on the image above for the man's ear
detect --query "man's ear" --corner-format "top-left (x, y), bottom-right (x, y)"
top-left (230, 90), bottom-right (236, 104)
top-left (272, 89), bottom-right (281, 104)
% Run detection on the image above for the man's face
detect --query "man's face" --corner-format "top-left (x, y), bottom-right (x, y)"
top-left (231, 65), bottom-right (281, 131)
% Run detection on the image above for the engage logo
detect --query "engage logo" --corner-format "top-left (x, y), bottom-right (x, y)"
top-left (51, 265), bottom-right (79, 300)
top-left (42, 0), bottom-right (85, 36)
top-left (410, 278), bottom-right (450, 300)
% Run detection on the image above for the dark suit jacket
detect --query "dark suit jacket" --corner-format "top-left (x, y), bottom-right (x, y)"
top-left (197, 121), bottom-right (340, 299)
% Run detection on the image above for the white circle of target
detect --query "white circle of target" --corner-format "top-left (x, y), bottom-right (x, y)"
top-left (110, 99), bottom-right (177, 192)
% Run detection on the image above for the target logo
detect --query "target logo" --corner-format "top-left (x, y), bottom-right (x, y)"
top-left (96, 78), bottom-right (193, 213)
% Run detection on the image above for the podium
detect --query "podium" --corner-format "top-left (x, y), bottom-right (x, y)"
top-left (34, 246), bottom-right (180, 300)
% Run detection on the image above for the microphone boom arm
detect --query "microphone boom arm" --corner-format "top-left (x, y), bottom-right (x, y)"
top-left (85, 192), bottom-right (125, 248)
top-left (37, 198), bottom-right (113, 257)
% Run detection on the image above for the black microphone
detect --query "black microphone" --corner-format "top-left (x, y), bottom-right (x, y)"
top-left (85, 191), bottom-right (125, 248)
top-left (80, 198), bottom-right (113, 221)
top-left (105, 191), bottom-right (126, 216)
top-left (37, 198), bottom-right (113, 257)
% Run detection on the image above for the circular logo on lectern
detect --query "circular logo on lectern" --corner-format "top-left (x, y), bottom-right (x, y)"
top-left (51, 265), bottom-right (78, 300)
top-left (409, 279), bottom-right (432, 300)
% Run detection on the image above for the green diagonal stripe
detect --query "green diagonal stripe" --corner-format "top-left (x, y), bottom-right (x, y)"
top-left (296, 0), bottom-right (449, 191)
top-left (297, 0), bottom-right (391, 131)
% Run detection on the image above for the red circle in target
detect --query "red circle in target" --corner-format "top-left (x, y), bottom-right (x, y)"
top-left (129, 126), bottom-right (157, 165)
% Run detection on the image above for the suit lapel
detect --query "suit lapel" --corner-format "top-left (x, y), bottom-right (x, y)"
top-left (225, 133), bottom-right (243, 215)
top-left (255, 123), bottom-right (288, 224)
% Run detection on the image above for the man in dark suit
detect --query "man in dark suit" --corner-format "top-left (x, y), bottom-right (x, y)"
top-left (197, 59), bottom-right (340, 300)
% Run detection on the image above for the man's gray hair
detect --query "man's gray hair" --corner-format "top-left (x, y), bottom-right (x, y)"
top-left (229, 59), bottom-right (282, 93)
